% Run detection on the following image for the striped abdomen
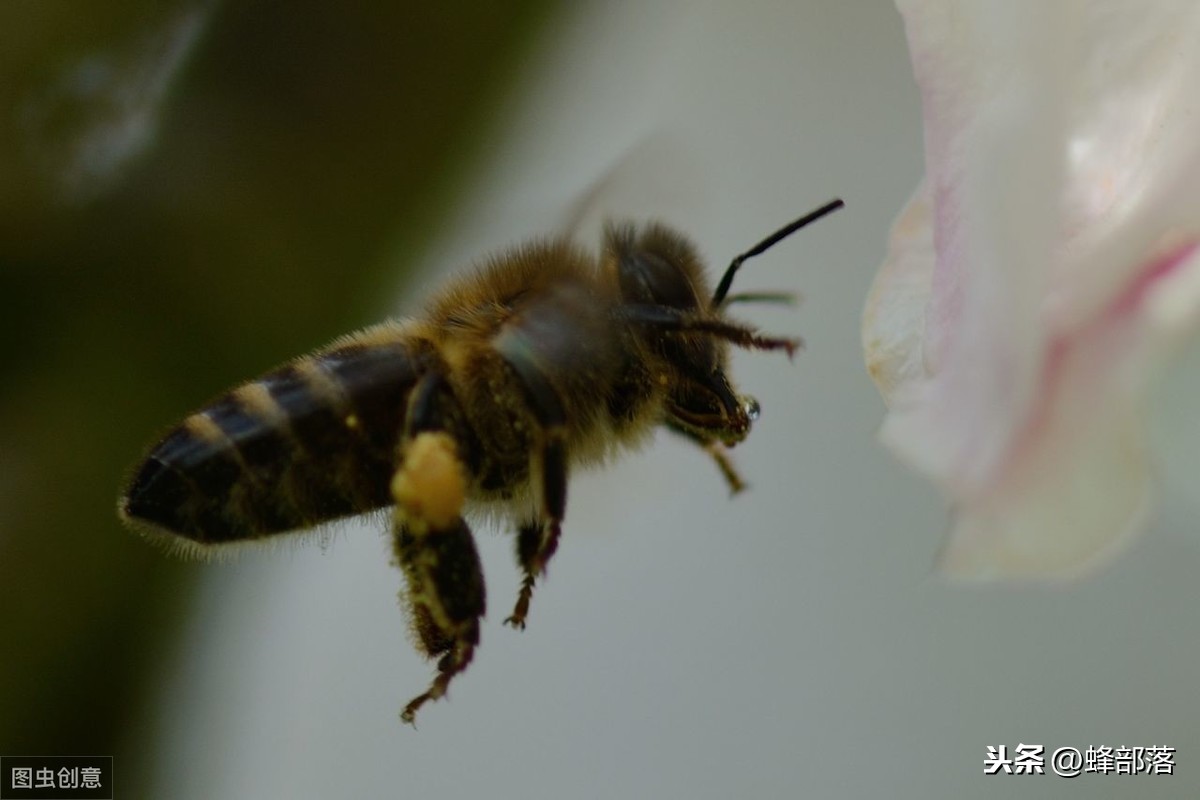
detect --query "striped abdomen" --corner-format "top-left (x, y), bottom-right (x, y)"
top-left (121, 340), bottom-right (419, 546)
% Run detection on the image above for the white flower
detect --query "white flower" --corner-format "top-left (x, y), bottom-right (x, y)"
top-left (863, 0), bottom-right (1200, 579)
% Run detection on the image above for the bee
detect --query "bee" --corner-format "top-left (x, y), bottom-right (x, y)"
top-left (119, 198), bottom-right (843, 724)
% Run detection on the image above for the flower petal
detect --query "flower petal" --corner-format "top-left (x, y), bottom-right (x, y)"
top-left (880, 0), bottom-right (1068, 492)
top-left (868, 0), bottom-right (1200, 578)
top-left (941, 242), bottom-right (1200, 579)
top-left (862, 179), bottom-right (935, 400)
top-left (1049, 2), bottom-right (1200, 331)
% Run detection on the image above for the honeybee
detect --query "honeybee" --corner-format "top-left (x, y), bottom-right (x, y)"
top-left (119, 198), bottom-right (843, 724)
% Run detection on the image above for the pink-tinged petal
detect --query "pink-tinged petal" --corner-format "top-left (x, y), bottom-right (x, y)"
top-left (880, 1), bottom-right (1069, 492)
top-left (868, 0), bottom-right (1200, 578)
top-left (942, 242), bottom-right (1200, 579)
top-left (1049, 4), bottom-right (1200, 331)
top-left (863, 180), bottom-right (935, 400)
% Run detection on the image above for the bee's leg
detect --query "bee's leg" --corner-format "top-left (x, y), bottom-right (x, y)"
top-left (505, 427), bottom-right (566, 631)
top-left (494, 354), bottom-right (568, 631)
top-left (392, 513), bottom-right (484, 726)
top-left (617, 304), bottom-right (802, 357)
top-left (391, 373), bottom-right (486, 725)
top-left (506, 521), bottom-right (543, 630)
top-left (664, 419), bottom-right (746, 494)
top-left (504, 441), bottom-right (566, 631)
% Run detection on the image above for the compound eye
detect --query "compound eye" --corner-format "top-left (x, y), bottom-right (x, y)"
top-left (620, 251), bottom-right (697, 309)
top-left (742, 395), bottom-right (760, 422)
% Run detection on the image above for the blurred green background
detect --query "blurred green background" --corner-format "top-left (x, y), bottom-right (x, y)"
top-left (0, 0), bottom-right (549, 791)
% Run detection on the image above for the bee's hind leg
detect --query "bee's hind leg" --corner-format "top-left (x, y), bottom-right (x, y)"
top-left (391, 374), bottom-right (486, 726)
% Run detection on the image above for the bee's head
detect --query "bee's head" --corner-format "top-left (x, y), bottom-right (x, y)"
top-left (607, 200), bottom-right (843, 446)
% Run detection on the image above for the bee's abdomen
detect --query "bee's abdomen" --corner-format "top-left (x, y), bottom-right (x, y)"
top-left (121, 342), bottom-right (418, 546)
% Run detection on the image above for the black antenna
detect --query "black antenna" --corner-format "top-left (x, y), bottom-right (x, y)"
top-left (712, 198), bottom-right (844, 306)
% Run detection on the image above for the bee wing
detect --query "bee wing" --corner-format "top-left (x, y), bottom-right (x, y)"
top-left (558, 132), bottom-right (709, 247)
